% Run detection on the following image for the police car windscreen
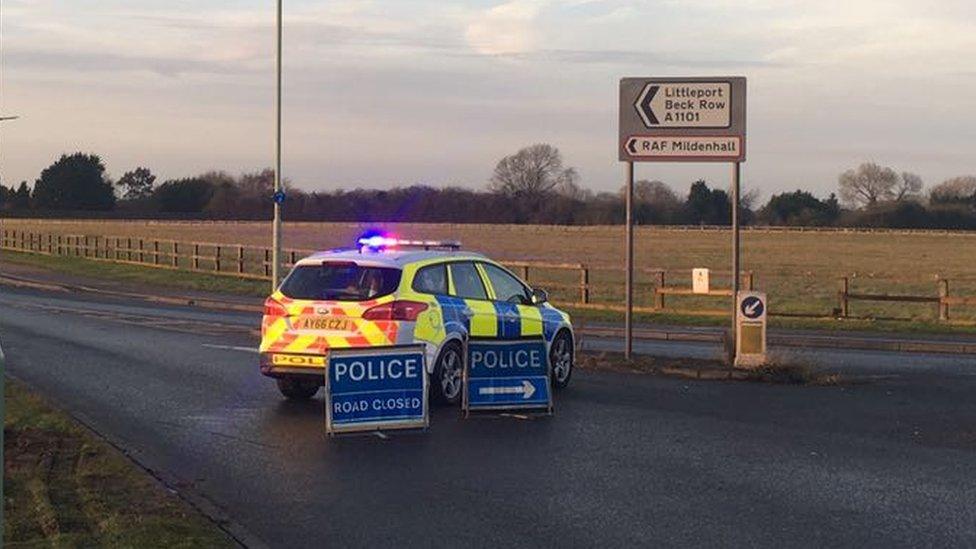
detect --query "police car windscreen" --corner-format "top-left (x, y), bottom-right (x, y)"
top-left (280, 263), bottom-right (401, 301)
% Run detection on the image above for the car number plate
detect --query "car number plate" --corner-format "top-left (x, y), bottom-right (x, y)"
top-left (295, 316), bottom-right (350, 331)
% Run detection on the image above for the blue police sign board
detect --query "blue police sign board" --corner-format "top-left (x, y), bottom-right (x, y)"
top-left (272, 190), bottom-right (286, 204)
top-left (464, 339), bottom-right (552, 414)
top-left (325, 345), bottom-right (428, 434)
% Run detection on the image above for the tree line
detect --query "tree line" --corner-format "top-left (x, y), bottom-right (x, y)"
top-left (2, 147), bottom-right (975, 229)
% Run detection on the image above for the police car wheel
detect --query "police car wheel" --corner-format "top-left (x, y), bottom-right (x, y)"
top-left (432, 342), bottom-right (464, 405)
top-left (276, 377), bottom-right (320, 400)
top-left (550, 331), bottom-right (573, 389)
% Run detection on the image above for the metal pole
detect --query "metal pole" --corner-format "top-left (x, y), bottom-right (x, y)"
top-left (271, 0), bottom-right (284, 290)
top-left (625, 161), bottom-right (635, 359)
top-left (730, 162), bottom-right (741, 364)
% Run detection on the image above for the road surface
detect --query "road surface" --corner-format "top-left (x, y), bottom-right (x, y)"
top-left (2, 285), bottom-right (975, 547)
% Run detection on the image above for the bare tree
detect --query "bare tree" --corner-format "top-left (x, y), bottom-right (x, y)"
top-left (896, 171), bottom-right (924, 201)
top-left (930, 176), bottom-right (976, 204)
top-left (489, 144), bottom-right (577, 199)
top-left (838, 162), bottom-right (900, 207)
top-left (621, 179), bottom-right (680, 206)
top-left (555, 169), bottom-right (591, 201)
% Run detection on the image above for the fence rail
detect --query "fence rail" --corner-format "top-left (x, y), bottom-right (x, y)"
top-left (3, 228), bottom-right (974, 322)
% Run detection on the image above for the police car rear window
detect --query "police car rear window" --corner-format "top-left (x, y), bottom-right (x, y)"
top-left (280, 263), bottom-right (401, 301)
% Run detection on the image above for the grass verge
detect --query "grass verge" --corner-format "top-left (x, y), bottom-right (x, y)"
top-left (1, 250), bottom-right (267, 297)
top-left (3, 249), bottom-right (975, 336)
top-left (576, 351), bottom-right (841, 385)
top-left (3, 378), bottom-right (236, 547)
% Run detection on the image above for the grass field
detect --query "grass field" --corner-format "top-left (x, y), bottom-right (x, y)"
top-left (3, 378), bottom-right (235, 547)
top-left (3, 218), bottom-right (976, 323)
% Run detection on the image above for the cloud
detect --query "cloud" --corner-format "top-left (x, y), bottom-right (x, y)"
top-left (465, 0), bottom-right (549, 55)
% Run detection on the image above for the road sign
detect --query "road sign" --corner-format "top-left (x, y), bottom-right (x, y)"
top-left (272, 190), bottom-right (286, 204)
top-left (735, 291), bottom-right (767, 367)
top-left (619, 77), bottom-right (746, 162)
top-left (464, 339), bottom-right (552, 414)
top-left (740, 295), bottom-right (765, 320)
top-left (325, 345), bottom-right (428, 434)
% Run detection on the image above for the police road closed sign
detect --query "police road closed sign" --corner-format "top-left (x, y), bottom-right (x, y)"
top-left (465, 339), bottom-right (552, 412)
top-left (326, 346), bottom-right (428, 434)
top-left (619, 76), bottom-right (746, 163)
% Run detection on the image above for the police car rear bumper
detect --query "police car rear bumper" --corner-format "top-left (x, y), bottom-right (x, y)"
top-left (260, 352), bottom-right (327, 379)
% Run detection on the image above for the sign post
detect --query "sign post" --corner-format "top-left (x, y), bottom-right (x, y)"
top-left (735, 292), bottom-right (767, 367)
top-left (463, 339), bottom-right (552, 415)
top-left (325, 345), bottom-right (428, 435)
top-left (619, 76), bottom-right (747, 362)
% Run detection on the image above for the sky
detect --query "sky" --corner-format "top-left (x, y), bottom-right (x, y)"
top-left (3, 0), bottom-right (976, 200)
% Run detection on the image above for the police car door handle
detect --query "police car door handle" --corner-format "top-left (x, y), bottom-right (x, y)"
top-left (462, 308), bottom-right (474, 318)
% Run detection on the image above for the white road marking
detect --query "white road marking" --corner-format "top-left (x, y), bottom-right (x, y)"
top-left (202, 343), bottom-right (258, 353)
top-left (374, 431), bottom-right (388, 440)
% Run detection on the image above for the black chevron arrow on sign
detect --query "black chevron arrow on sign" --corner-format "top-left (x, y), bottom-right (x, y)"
top-left (627, 137), bottom-right (638, 154)
top-left (637, 85), bottom-right (659, 126)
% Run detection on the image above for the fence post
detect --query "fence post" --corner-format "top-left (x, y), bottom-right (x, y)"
top-left (580, 266), bottom-right (590, 304)
top-left (127, 238), bottom-right (132, 261)
top-left (264, 249), bottom-right (271, 277)
top-left (654, 270), bottom-right (665, 310)
top-left (521, 265), bottom-right (530, 282)
top-left (939, 279), bottom-right (950, 322)
top-left (193, 244), bottom-right (200, 270)
top-left (746, 271), bottom-right (755, 291)
top-left (290, 250), bottom-right (297, 268)
top-left (237, 245), bottom-right (245, 274)
top-left (215, 245), bottom-right (222, 272)
top-left (838, 276), bottom-right (849, 318)
top-left (137, 239), bottom-right (144, 263)
top-left (172, 242), bottom-right (180, 268)
top-left (57, 235), bottom-right (62, 256)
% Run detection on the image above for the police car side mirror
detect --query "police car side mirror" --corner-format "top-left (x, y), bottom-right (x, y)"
top-left (530, 289), bottom-right (548, 305)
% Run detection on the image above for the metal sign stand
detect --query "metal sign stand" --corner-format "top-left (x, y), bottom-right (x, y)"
top-left (625, 161), bottom-right (635, 360)
top-left (730, 161), bottom-right (741, 365)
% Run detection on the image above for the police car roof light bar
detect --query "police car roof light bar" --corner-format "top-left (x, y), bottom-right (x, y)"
top-left (357, 236), bottom-right (462, 252)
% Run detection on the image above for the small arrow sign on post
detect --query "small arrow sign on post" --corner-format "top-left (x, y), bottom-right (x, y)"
top-left (478, 380), bottom-right (536, 400)
top-left (740, 295), bottom-right (765, 320)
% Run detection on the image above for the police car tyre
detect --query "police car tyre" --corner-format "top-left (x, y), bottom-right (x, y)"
top-left (550, 330), bottom-right (573, 389)
top-left (276, 377), bottom-right (320, 400)
top-left (432, 342), bottom-right (464, 405)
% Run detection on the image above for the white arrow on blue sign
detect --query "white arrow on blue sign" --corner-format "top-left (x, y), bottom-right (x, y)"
top-left (740, 295), bottom-right (765, 320)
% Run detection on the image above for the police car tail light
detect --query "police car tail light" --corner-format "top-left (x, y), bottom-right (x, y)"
top-left (263, 297), bottom-right (287, 318)
top-left (362, 300), bottom-right (428, 321)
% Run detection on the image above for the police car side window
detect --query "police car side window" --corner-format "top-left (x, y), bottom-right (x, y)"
top-left (448, 262), bottom-right (488, 300)
top-left (481, 263), bottom-right (530, 304)
top-left (412, 264), bottom-right (448, 295)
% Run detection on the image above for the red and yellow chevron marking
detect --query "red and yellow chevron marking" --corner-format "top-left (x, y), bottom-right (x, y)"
top-left (259, 292), bottom-right (399, 356)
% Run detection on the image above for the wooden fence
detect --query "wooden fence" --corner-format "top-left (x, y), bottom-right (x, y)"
top-left (3, 228), bottom-right (974, 322)
top-left (836, 276), bottom-right (976, 322)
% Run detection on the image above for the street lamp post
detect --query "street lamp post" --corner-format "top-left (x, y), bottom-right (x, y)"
top-left (272, 0), bottom-right (284, 289)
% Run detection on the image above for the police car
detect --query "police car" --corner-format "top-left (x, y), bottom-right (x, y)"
top-left (259, 235), bottom-right (575, 403)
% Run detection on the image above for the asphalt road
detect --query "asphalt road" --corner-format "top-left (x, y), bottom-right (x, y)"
top-left (2, 285), bottom-right (976, 547)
